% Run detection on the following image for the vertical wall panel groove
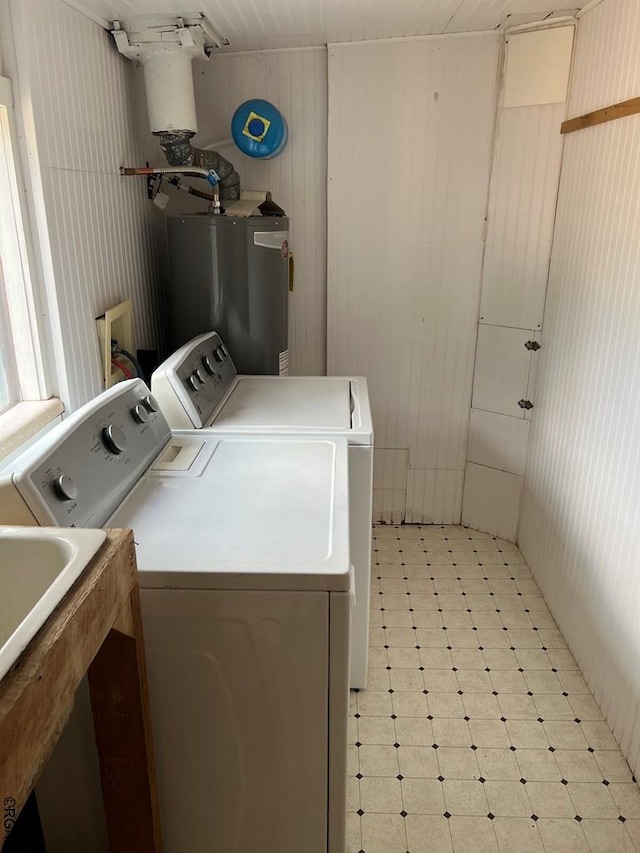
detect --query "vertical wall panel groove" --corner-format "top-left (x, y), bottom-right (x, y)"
top-left (9, 0), bottom-right (164, 410)
top-left (519, 0), bottom-right (640, 777)
top-left (327, 35), bottom-right (499, 522)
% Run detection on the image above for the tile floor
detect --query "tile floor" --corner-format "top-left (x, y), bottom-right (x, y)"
top-left (347, 524), bottom-right (640, 853)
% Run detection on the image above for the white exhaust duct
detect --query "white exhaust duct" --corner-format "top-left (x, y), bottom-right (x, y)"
top-left (112, 15), bottom-right (240, 203)
top-left (137, 48), bottom-right (199, 135)
top-left (111, 15), bottom-right (217, 135)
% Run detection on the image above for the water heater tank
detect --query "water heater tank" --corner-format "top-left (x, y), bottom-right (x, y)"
top-left (166, 215), bottom-right (290, 375)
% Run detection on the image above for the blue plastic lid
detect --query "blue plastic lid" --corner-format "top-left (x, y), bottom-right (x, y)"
top-left (231, 99), bottom-right (288, 159)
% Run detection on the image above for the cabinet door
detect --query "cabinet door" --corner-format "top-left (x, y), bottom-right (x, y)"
top-left (472, 325), bottom-right (536, 419)
top-left (141, 589), bottom-right (329, 853)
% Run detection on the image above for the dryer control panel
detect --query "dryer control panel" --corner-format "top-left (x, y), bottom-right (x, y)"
top-left (151, 331), bottom-right (237, 429)
top-left (3, 380), bottom-right (171, 528)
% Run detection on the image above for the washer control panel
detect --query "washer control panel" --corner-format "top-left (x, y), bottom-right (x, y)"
top-left (152, 331), bottom-right (237, 429)
top-left (9, 380), bottom-right (171, 528)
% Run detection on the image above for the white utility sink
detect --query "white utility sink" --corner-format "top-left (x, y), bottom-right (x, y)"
top-left (0, 526), bottom-right (107, 681)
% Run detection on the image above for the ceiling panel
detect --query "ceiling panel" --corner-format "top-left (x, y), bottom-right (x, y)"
top-left (65, 0), bottom-right (585, 49)
top-left (446, 0), bottom-right (580, 32)
top-left (445, 0), bottom-right (513, 32)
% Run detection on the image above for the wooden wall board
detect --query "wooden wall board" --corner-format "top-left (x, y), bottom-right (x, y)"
top-left (561, 96), bottom-right (640, 134)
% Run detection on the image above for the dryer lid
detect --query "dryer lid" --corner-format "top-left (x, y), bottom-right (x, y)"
top-left (211, 376), bottom-right (352, 430)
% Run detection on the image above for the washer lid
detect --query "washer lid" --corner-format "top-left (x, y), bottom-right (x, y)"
top-left (106, 435), bottom-right (351, 591)
top-left (211, 377), bottom-right (352, 430)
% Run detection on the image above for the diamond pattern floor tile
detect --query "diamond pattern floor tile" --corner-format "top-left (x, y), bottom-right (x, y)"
top-left (346, 524), bottom-right (640, 853)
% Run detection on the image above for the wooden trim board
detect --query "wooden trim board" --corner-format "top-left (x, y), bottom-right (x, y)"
top-left (561, 96), bottom-right (640, 134)
top-left (88, 587), bottom-right (163, 853)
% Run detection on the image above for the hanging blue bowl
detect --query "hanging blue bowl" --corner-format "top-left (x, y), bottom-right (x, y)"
top-left (231, 99), bottom-right (288, 159)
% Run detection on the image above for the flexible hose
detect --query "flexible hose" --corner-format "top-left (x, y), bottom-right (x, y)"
top-left (113, 346), bottom-right (144, 379)
top-left (166, 175), bottom-right (217, 202)
top-left (121, 165), bottom-right (222, 211)
top-left (157, 133), bottom-right (241, 201)
top-left (111, 357), bottom-right (133, 380)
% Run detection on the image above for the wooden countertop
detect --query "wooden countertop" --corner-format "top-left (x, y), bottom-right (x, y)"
top-left (0, 528), bottom-right (162, 852)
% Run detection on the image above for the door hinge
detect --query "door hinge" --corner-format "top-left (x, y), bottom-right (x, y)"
top-left (524, 340), bottom-right (541, 351)
top-left (518, 399), bottom-right (534, 410)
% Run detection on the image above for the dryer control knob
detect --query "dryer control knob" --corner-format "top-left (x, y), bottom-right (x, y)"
top-left (194, 369), bottom-right (205, 383)
top-left (131, 403), bottom-right (149, 424)
top-left (141, 394), bottom-right (159, 413)
top-left (213, 349), bottom-right (223, 362)
top-left (202, 355), bottom-right (216, 375)
top-left (54, 474), bottom-right (78, 502)
top-left (187, 375), bottom-right (199, 392)
top-left (102, 424), bottom-right (127, 455)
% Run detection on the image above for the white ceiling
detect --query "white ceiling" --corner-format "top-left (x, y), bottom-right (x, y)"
top-left (66, 0), bottom-right (584, 51)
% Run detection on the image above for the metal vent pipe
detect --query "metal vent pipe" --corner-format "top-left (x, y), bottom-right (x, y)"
top-left (112, 18), bottom-right (240, 201)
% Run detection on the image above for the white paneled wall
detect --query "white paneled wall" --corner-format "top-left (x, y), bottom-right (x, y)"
top-left (467, 409), bottom-right (530, 476)
top-left (327, 34), bottom-right (500, 523)
top-left (462, 28), bottom-right (572, 542)
top-left (520, 0), bottom-right (640, 777)
top-left (172, 48), bottom-right (328, 377)
top-left (373, 448), bottom-right (408, 523)
top-left (479, 103), bottom-right (567, 331)
top-left (570, 0), bottom-right (640, 115)
top-left (463, 463), bottom-right (523, 541)
top-left (2, 0), bottom-right (163, 410)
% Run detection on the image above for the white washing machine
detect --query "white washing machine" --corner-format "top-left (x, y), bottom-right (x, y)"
top-left (0, 379), bottom-right (351, 853)
top-left (151, 330), bottom-right (374, 689)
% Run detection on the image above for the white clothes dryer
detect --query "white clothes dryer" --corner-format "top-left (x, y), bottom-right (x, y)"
top-left (151, 330), bottom-right (374, 688)
top-left (0, 380), bottom-right (351, 853)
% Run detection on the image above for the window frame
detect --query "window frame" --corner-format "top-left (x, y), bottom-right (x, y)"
top-left (0, 73), bottom-right (50, 409)
top-left (0, 255), bottom-right (19, 412)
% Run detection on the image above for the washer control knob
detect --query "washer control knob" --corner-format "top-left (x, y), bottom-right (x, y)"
top-left (213, 348), bottom-right (223, 362)
top-left (194, 369), bottom-right (205, 383)
top-left (141, 394), bottom-right (159, 413)
top-left (131, 403), bottom-right (149, 424)
top-left (188, 374), bottom-right (199, 392)
top-left (54, 474), bottom-right (78, 502)
top-left (102, 424), bottom-right (127, 455)
top-left (202, 355), bottom-right (216, 375)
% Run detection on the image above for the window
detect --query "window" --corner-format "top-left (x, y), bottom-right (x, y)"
top-left (0, 262), bottom-right (18, 413)
top-left (0, 74), bottom-right (48, 414)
